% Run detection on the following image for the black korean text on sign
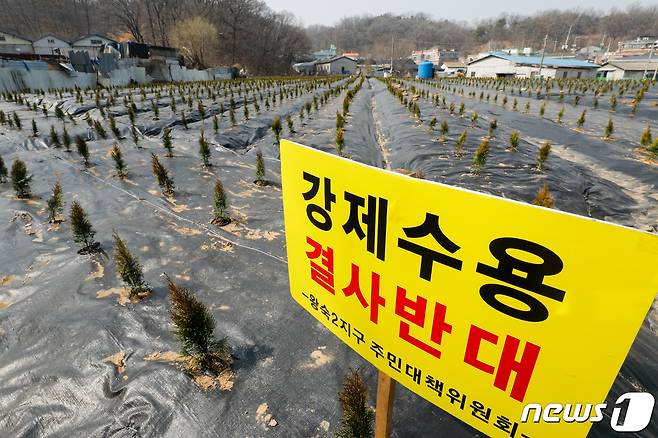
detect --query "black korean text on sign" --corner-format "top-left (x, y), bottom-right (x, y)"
top-left (302, 172), bottom-right (336, 231)
top-left (476, 238), bottom-right (566, 322)
top-left (398, 213), bottom-right (463, 281)
top-left (342, 191), bottom-right (388, 261)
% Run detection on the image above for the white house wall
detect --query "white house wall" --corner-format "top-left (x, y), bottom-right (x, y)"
top-left (466, 57), bottom-right (516, 78)
top-left (33, 37), bottom-right (72, 56)
top-left (0, 32), bottom-right (33, 54)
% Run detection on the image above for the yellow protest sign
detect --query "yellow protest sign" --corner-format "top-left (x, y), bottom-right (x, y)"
top-left (280, 139), bottom-right (658, 438)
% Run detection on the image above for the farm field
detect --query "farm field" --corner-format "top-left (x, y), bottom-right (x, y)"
top-left (0, 74), bottom-right (657, 437)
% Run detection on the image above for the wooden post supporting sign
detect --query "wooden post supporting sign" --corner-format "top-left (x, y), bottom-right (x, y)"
top-left (375, 371), bottom-right (396, 438)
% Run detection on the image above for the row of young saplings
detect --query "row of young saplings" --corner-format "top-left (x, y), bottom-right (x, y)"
top-left (431, 76), bottom-right (655, 104)
top-left (399, 79), bottom-right (658, 155)
top-left (410, 78), bottom-right (658, 155)
top-left (382, 78), bottom-right (557, 208)
top-left (0, 139), bottom-right (378, 438)
top-left (0, 80), bottom-right (343, 150)
top-left (0, 75), bottom-right (356, 156)
top-left (0, 151), bottom-right (257, 389)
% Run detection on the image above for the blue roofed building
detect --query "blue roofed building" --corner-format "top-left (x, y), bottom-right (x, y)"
top-left (466, 52), bottom-right (600, 79)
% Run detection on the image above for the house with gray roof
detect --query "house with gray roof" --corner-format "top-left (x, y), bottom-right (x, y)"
top-left (466, 52), bottom-right (600, 79)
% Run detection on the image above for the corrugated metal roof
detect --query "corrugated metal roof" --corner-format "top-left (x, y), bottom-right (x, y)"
top-left (602, 60), bottom-right (658, 71)
top-left (472, 52), bottom-right (599, 68)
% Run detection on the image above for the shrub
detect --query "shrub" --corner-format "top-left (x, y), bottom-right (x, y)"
top-left (167, 275), bottom-right (232, 373)
top-left (111, 144), bottom-right (127, 178)
top-left (32, 119), bottom-right (38, 137)
top-left (536, 142), bottom-right (551, 170)
top-left (75, 135), bottom-right (90, 166)
top-left (533, 182), bottom-right (554, 208)
top-left (213, 115), bottom-right (219, 133)
top-left (198, 131), bottom-right (211, 167)
top-left (255, 149), bottom-right (266, 185)
top-left (113, 232), bottom-right (149, 298)
top-left (11, 159), bottom-right (32, 198)
top-left (70, 201), bottom-right (98, 252)
top-left (151, 153), bottom-right (175, 195)
top-left (336, 369), bottom-right (374, 438)
top-left (50, 125), bottom-right (61, 147)
top-left (472, 139), bottom-right (490, 170)
top-left (46, 180), bottom-right (64, 222)
top-left (509, 131), bottom-right (520, 151)
top-left (212, 179), bottom-right (230, 226)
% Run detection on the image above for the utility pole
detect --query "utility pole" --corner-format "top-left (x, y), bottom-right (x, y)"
top-left (538, 34), bottom-right (548, 79)
top-left (644, 46), bottom-right (654, 79)
top-left (390, 35), bottom-right (394, 74)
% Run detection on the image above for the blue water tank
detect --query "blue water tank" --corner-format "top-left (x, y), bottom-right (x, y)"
top-left (418, 61), bottom-right (434, 79)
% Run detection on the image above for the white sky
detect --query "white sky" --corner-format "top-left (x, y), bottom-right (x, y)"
top-left (264, 0), bottom-right (657, 26)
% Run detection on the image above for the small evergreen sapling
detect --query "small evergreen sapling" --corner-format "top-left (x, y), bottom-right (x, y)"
top-left (70, 201), bottom-right (99, 253)
top-left (556, 106), bottom-right (565, 124)
top-left (63, 126), bottom-right (72, 151)
top-left (286, 114), bottom-right (294, 133)
top-left (508, 131), bottom-right (520, 151)
top-left (255, 149), bottom-right (266, 186)
top-left (472, 139), bottom-right (490, 172)
top-left (113, 232), bottom-right (150, 298)
top-left (163, 127), bottom-right (174, 157)
top-left (151, 153), bottom-right (175, 196)
top-left (11, 159), bottom-right (32, 198)
top-left (198, 131), bottom-right (212, 167)
top-left (640, 125), bottom-right (652, 146)
top-left (488, 119), bottom-right (497, 137)
top-left (604, 118), bottom-right (614, 139)
top-left (0, 155), bottom-right (7, 182)
top-left (533, 182), bottom-right (554, 208)
top-left (271, 116), bottom-right (282, 142)
top-left (439, 120), bottom-right (449, 142)
top-left (336, 127), bottom-right (345, 154)
top-left (50, 125), bottom-right (61, 147)
top-left (46, 180), bottom-right (64, 222)
top-left (111, 144), bottom-right (127, 178)
top-left (75, 135), bottom-right (90, 166)
top-left (211, 179), bottom-right (230, 226)
top-left (650, 137), bottom-right (658, 155)
top-left (32, 119), bottom-right (38, 137)
top-left (536, 142), bottom-right (551, 170)
top-left (166, 275), bottom-right (232, 373)
top-left (455, 128), bottom-right (468, 157)
top-left (336, 369), bottom-right (374, 438)
top-left (576, 110), bottom-right (586, 129)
